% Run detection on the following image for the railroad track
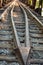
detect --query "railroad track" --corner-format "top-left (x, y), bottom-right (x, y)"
top-left (19, 2), bottom-right (43, 29)
top-left (28, 8), bottom-right (43, 24)
top-left (0, 2), bottom-right (12, 16)
top-left (0, 1), bottom-right (22, 65)
top-left (19, 1), bottom-right (43, 65)
top-left (0, 0), bottom-right (43, 65)
top-left (11, 2), bottom-right (30, 65)
top-left (11, 1), bottom-right (43, 65)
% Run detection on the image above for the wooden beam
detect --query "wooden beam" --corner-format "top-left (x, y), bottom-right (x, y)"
top-left (32, 46), bottom-right (43, 51)
top-left (0, 42), bottom-right (12, 49)
top-left (0, 55), bottom-right (16, 62)
top-left (28, 59), bottom-right (43, 64)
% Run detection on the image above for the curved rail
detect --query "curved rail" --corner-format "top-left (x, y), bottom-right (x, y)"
top-left (11, 2), bottom-right (30, 65)
top-left (11, 1), bottom-right (43, 65)
top-left (0, 1), bottom-right (12, 10)
top-left (0, 1), bottom-right (12, 18)
top-left (19, 1), bottom-right (43, 65)
top-left (11, 5), bottom-right (20, 47)
top-left (29, 8), bottom-right (43, 24)
top-left (0, 1), bottom-right (43, 65)
top-left (19, 1), bottom-right (43, 29)
top-left (0, 1), bottom-right (21, 65)
top-left (0, 1), bottom-right (14, 21)
top-left (0, 2), bottom-right (11, 20)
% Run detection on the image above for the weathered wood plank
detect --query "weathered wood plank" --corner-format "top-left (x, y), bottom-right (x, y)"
top-left (32, 46), bottom-right (43, 51)
top-left (28, 59), bottom-right (43, 64)
top-left (31, 39), bottom-right (43, 43)
top-left (30, 33), bottom-right (43, 38)
top-left (0, 42), bottom-right (12, 49)
top-left (0, 55), bottom-right (16, 62)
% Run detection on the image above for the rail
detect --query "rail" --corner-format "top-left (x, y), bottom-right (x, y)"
top-left (19, 1), bottom-right (43, 29)
top-left (11, 1), bottom-right (30, 65)
top-left (1, 1), bottom-right (14, 21)
top-left (11, 4), bottom-right (24, 65)
top-left (11, 5), bottom-right (21, 47)
top-left (0, 2), bottom-right (12, 10)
